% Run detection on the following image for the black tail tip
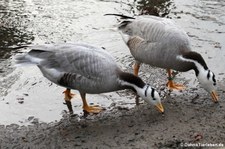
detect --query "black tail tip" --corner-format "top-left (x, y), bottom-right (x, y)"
top-left (104, 13), bottom-right (135, 19)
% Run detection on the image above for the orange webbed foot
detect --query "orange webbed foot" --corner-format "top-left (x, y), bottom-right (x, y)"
top-left (166, 69), bottom-right (185, 91)
top-left (83, 105), bottom-right (103, 114)
top-left (166, 80), bottom-right (186, 91)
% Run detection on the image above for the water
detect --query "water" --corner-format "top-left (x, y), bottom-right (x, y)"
top-left (0, 0), bottom-right (224, 125)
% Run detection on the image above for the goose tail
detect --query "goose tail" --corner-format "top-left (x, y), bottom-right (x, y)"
top-left (15, 54), bottom-right (35, 66)
top-left (104, 13), bottom-right (134, 32)
top-left (104, 13), bottom-right (135, 19)
top-left (15, 49), bottom-right (44, 67)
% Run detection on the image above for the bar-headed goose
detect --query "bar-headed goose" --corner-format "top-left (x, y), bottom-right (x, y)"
top-left (15, 43), bottom-right (164, 114)
top-left (105, 14), bottom-right (218, 103)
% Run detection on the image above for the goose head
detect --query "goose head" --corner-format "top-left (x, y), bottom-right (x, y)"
top-left (178, 52), bottom-right (219, 102)
top-left (137, 85), bottom-right (164, 113)
top-left (118, 72), bottom-right (164, 113)
top-left (197, 69), bottom-right (218, 103)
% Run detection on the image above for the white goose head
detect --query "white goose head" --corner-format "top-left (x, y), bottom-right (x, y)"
top-left (178, 51), bottom-right (219, 102)
top-left (118, 72), bottom-right (164, 113)
top-left (139, 85), bottom-right (164, 113)
top-left (197, 69), bottom-right (218, 102)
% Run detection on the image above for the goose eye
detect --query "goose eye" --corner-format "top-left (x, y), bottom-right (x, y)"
top-left (152, 98), bottom-right (156, 100)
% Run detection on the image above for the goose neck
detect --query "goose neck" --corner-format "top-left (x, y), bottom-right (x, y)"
top-left (178, 51), bottom-right (208, 76)
top-left (118, 72), bottom-right (145, 91)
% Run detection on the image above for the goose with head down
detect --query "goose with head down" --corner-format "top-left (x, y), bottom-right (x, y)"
top-left (15, 43), bottom-right (164, 114)
top-left (105, 14), bottom-right (219, 103)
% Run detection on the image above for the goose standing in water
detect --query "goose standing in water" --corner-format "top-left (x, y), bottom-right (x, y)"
top-left (15, 43), bottom-right (164, 114)
top-left (105, 14), bottom-right (218, 103)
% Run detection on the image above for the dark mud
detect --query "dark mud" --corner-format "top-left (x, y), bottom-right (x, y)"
top-left (1, 90), bottom-right (225, 148)
top-left (0, 0), bottom-right (225, 148)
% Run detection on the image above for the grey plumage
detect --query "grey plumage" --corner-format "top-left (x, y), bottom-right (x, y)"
top-left (15, 42), bottom-right (164, 113)
top-left (115, 15), bottom-right (196, 72)
top-left (16, 43), bottom-right (121, 93)
top-left (107, 14), bottom-right (219, 103)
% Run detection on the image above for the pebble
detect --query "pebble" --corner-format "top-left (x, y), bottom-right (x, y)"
top-left (18, 101), bottom-right (24, 104)
top-left (31, 118), bottom-right (39, 124)
top-left (28, 116), bottom-right (34, 121)
top-left (193, 133), bottom-right (203, 141)
top-left (17, 98), bottom-right (24, 104)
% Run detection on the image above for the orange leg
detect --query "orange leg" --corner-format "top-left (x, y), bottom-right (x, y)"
top-left (166, 69), bottom-right (185, 91)
top-left (63, 88), bottom-right (75, 114)
top-left (79, 92), bottom-right (102, 114)
top-left (133, 61), bottom-right (141, 76)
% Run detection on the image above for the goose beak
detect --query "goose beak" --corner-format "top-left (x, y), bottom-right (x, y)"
top-left (155, 103), bottom-right (164, 114)
top-left (211, 90), bottom-right (219, 103)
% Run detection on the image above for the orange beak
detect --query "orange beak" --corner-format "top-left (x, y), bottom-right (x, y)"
top-left (211, 90), bottom-right (219, 103)
top-left (155, 103), bottom-right (164, 114)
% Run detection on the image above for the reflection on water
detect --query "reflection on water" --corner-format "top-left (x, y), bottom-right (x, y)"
top-left (0, 0), bottom-right (34, 60)
top-left (130, 0), bottom-right (175, 16)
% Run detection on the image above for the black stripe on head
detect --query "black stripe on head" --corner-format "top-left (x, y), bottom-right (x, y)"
top-left (212, 73), bottom-right (216, 85)
top-left (207, 70), bottom-right (210, 80)
top-left (151, 88), bottom-right (155, 99)
top-left (144, 85), bottom-right (150, 97)
top-left (183, 51), bottom-right (208, 70)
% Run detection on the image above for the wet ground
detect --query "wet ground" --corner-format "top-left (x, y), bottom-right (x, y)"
top-left (0, 0), bottom-right (225, 148)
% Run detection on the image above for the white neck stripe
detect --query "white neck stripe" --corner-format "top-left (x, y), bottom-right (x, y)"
top-left (176, 55), bottom-right (208, 71)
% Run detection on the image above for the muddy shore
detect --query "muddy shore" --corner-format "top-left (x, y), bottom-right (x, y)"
top-left (0, 86), bottom-right (225, 148)
top-left (0, 0), bottom-right (225, 148)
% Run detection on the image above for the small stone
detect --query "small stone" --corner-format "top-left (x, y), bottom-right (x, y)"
top-left (128, 124), bottom-right (134, 127)
top-left (28, 116), bottom-right (34, 121)
top-left (193, 133), bottom-right (203, 141)
top-left (117, 106), bottom-right (129, 111)
top-left (17, 98), bottom-right (24, 101)
top-left (32, 82), bottom-right (37, 86)
top-left (23, 93), bottom-right (29, 96)
top-left (31, 118), bottom-right (39, 124)
top-left (18, 101), bottom-right (24, 104)
top-left (22, 137), bottom-right (28, 142)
